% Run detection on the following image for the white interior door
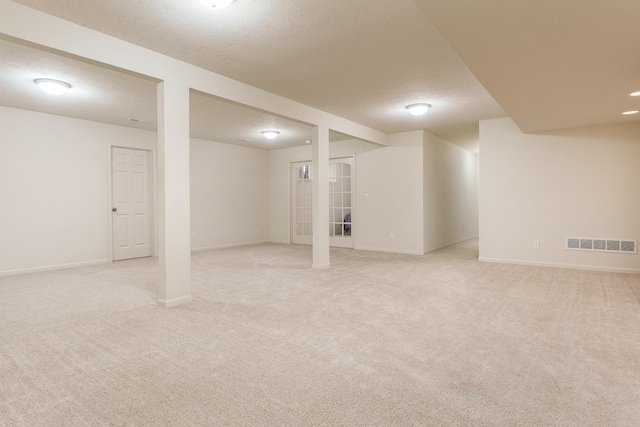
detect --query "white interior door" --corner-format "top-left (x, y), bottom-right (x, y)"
top-left (329, 158), bottom-right (353, 248)
top-left (291, 162), bottom-right (313, 245)
top-left (291, 157), bottom-right (354, 248)
top-left (112, 147), bottom-right (152, 261)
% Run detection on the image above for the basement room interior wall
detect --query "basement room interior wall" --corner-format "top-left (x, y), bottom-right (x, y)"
top-left (423, 131), bottom-right (479, 253)
top-left (355, 131), bottom-right (424, 255)
top-left (189, 138), bottom-right (268, 251)
top-left (479, 117), bottom-right (640, 273)
top-left (0, 106), bottom-right (156, 275)
top-left (0, 105), bottom-right (274, 275)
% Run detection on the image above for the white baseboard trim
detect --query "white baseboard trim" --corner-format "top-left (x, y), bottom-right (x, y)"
top-left (267, 240), bottom-right (290, 245)
top-left (157, 295), bottom-right (193, 308)
top-left (0, 259), bottom-right (110, 277)
top-left (425, 235), bottom-right (479, 254)
top-left (478, 257), bottom-right (640, 275)
top-left (312, 263), bottom-right (330, 269)
top-left (191, 240), bottom-right (268, 253)
top-left (355, 246), bottom-right (425, 256)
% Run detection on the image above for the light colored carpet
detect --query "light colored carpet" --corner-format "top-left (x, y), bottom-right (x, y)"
top-left (1, 239), bottom-right (639, 426)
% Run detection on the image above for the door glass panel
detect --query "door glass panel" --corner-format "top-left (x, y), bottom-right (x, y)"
top-left (298, 165), bottom-right (311, 180)
top-left (344, 192), bottom-right (351, 207)
top-left (343, 177), bottom-right (351, 192)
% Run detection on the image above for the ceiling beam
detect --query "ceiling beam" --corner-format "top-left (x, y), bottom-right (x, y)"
top-left (0, 0), bottom-right (387, 146)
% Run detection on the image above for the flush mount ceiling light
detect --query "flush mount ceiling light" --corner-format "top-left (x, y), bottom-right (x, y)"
top-left (199, 0), bottom-right (235, 9)
top-left (34, 78), bottom-right (71, 95)
top-left (622, 110), bottom-right (639, 115)
top-left (406, 103), bottom-right (431, 116)
top-left (629, 91), bottom-right (640, 97)
top-left (261, 130), bottom-right (280, 140)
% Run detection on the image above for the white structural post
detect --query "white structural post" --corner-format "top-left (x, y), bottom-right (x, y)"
top-left (157, 80), bottom-right (192, 307)
top-left (311, 125), bottom-right (330, 269)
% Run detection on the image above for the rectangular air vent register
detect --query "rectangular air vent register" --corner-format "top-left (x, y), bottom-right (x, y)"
top-left (566, 237), bottom-right (637, 254)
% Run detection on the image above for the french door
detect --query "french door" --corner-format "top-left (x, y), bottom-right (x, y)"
top-left (291, 162), bottom-right (313, 245)
top-left (291, 157), bottom-right (354, 248)
top-left (328, 158), bottom-right (353, 248)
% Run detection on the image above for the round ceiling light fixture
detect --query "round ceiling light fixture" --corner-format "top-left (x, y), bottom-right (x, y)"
top-left (261, 130), bottom-right (280, 140)
top-left (34, 78), bottom-right (71, 95)
top-left (199, 0), bottom-right (235, 9)
top-left (629, 91), bottom-right (640, 97)
top-left (622, 110), bottom-right (639, 115)
top-left (406, 103), bottom-right (431, 116)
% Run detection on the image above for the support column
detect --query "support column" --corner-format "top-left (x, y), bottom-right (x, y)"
top-left (157, 80), bottom-right (192, 307)
top-left (312, 125), bottom-right (330, 269)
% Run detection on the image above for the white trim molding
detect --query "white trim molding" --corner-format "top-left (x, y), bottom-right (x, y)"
top-left (0, 259), bottom-right (110, 277)
top-left (478, 257), bottom-right (640, 275)
top-left (157, 295), bottom-right (193, 308)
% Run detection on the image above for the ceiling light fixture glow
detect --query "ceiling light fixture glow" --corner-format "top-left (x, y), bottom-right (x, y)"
top-left (198, 0), bottom-right (235, 9)
top-left (406, 103), bottom-right (431, 116)
top-left (622, 110), bottom-right (639, 115)
top-left (261, 130), bottom-right (280, 140)
top-left (630, 91), bottom-right (640, 97)
top-left (34, 78), bottom-right (71, 95)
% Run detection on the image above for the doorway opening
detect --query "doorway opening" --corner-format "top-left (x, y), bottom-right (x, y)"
top-left (111, 147), bottom-right (153, 261)
top-left (290, 156), bottom-right (354, 248)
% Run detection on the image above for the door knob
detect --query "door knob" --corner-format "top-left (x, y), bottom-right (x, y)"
top-left (112, 208), bottom-right (117, 212)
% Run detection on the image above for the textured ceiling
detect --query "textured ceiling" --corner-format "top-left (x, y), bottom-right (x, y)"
top-left (413, 0), bottom-right (640, 133)
top-left (4, 0), bottom-right (636, 152)
top-left (0, 38), bottom-right (353, 149)
top-left (6, 0), bottom-right (509, 151)
top-left (0, 38), bottom-right (158, 132)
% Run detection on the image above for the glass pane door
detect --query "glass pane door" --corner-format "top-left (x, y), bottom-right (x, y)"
top-left (329, 158), bottom-right (353, 248)
top-left (290, 158), bottom-right (354, 248)
top-left (291, 162), bottom-right (312, 245)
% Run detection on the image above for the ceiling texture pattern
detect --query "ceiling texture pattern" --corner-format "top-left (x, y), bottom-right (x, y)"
top-left (2, 0), bottom-right (638, 151)
top-left (413, 0), bottom-right (640, 133)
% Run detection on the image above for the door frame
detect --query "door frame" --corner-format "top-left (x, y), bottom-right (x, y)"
top-left (328, 156), bottom-right (355, 249)
top-left (289, 155), bottom-right (356, 248)
top-left (107, 145), bottom-right (156, 262)
top-left (290, 161), bottom-right (313, 245)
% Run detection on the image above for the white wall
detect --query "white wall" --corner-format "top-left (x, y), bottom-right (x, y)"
top-left (0, 106), bottom-right (156, 275)
top-left (190, 138), bottom-right (268, 250)
top-left (0, 106), bottom-right (271, 275)
top-left (424, 131), bottom-right (478, 252)
top-left (479, 117), bottom-right (640, 273)
top-left (356, 131), bottom-right (424, 255)
top-left (267, 139), bottom-right (379, 244)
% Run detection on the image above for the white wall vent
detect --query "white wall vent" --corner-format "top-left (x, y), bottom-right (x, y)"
top-left (566, 237), bottom-right (636, 254)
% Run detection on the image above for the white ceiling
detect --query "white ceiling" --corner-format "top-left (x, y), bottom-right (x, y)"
top-left (0, 38), bottom-right (157, 132)
top-left (413, 0), bottom-right (640, 133)
top-left (0, 38), bottom-right (352, 149)
top-left (2, 0), bottom-right (637, 151)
